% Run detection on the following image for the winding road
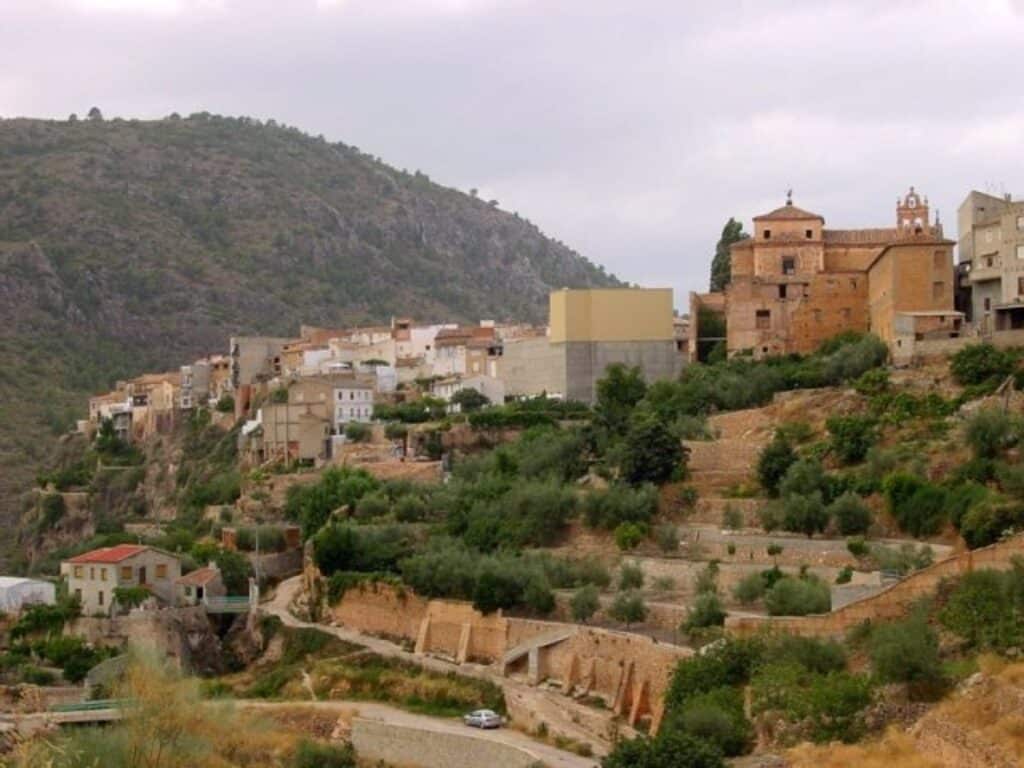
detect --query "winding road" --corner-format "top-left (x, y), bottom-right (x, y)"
top-left (263, 576), bottom-right (603, 768)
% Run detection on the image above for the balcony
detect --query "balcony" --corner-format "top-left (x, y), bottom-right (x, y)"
top-left (968, 265), bottom-right (1002, 283)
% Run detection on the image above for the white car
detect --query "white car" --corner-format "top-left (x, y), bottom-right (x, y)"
top-left (463, 709), bottom-right (503, 729)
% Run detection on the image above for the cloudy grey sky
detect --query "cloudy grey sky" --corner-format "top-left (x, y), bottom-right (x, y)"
top-left (3, 0), bottom-right (1023, 306)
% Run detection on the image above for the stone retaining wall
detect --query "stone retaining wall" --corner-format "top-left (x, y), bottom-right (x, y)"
top-left (727, 534), bottom-right (1024, 638)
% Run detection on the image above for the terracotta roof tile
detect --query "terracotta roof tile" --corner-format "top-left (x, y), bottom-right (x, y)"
top-left (753, 203), bottom-right (823, 222)
top-left (67, 544), bottom-right (150, 564)
top-left (176, 567), bottom-right (219, 586)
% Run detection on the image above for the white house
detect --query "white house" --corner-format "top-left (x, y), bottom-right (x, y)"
top-left (432, 374), bottom-right (506, 412)
top-left (334, 376), bottom-right (375, 425)
top-left (61, 545), bottom-right (181, 615)
top-left (0, 577), bottom-right (56, 614)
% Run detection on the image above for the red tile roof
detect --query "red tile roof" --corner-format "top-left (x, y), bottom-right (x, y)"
top-left (176, 567), bottom-right (219, 586)
top-left (753, 203), bottom-right (823, 222)
top-left (66, 544), bottom-right (149, 564)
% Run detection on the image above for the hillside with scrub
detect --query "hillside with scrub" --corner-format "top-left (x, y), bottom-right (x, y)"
top-left (14, 334), bottom-right (1024, 767)
top-left (0, 111), bottom-right (620, 548)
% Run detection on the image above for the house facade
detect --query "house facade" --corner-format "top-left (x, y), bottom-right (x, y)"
top-left (957, 190), bottom-right (1024, 332)
top-left (176, 564), bottom-right (226, 606)
top-left (61, 545), bottom-right (181, 615)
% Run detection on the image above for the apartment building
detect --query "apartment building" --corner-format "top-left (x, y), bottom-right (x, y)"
top-left (957, 190), bottom-right (1024, 331)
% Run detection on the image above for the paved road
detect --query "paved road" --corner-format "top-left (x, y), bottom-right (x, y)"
top-left (237, 699), bottom-right (599, 768)
top-left (263, 576), bottom-right (608, 762)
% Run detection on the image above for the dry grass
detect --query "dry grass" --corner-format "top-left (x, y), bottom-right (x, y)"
top-left (787, 728), bottom-right (942, 768)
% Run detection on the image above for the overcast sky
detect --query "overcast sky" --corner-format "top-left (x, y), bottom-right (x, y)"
top-left (3, 0), bottom-right (1023, 306)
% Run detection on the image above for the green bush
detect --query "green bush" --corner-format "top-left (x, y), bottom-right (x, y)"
top-left (570, 585), bottom-right (601, 623)
top-left (964, 407), bottom-right (1020, 460)
top-left (869, 617), bottom-right (942, 687)
top-left (601, 731), bottom-right (725, 768)
top-left (782, 492), bottom-right (829, 538)
top-left (757, 436), bottom-right (796, 497)
top-left (939, 566), bottom-right (1024, 650)
top-left (285, 466), bottom-right (381, 538)
top-left (778, 458), bottom-right (828, 500)
top-left (613, 522), bottom-right (647, 551)
top-left (846, 536), bottom-right (869, 558)
top-left (394, 494), bottom-right (427, 522)
top-left (291, 739), bottom-right (356, 768)
top-left (608, 590), bottom-right (647, 627)
top-left (655, 523), bottom-right (680, 553)
top-left (215, 394), bottom-right (235, 413)
top-left (354, 491), bottom-right (390, 519)
top-left (882, 473), bottom-right (947, 537)
top-left (384, 422), bottom-right (408, 440)
top-left (39, 493), bottom-right (66, 530)
top-left (828, 492), bottom-right (872, 535)
top-left (684, 593), bottom-right (726, 633)
top-left (344, 422), bottom-right (371, 442)
top-left (959, 500), bottom-right (1024, 549)
top-left (619, 412), bottom-right (686, 486)
top-left (732, 572), bottom-right (767, 605)
top-left (112, 585), bottom-right (150, 608)
top-left (950, 343), bottom-right (1015, 386)
top-left (826, 415), bottom-right (878, 465)
top-left (313, 523), bottom-right (412, 576)
top-left (582, 482), bottom-right (659, 530)
top-left (619, 562), bottom-right (645, 590)
top-left (764, 575), bottom-right (830, 616)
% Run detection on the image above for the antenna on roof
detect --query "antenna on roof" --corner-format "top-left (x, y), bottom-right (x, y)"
top-left (786, 188), bottom-right (793, 206)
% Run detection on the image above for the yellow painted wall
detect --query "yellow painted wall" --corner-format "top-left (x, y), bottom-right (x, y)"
top-left (549, 288), bottom-right (674, 343)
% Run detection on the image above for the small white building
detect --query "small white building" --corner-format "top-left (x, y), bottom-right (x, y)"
top-left (0, 577), bottom-right (56, 614)
top-left (432, 374), bottom-right (506, 412)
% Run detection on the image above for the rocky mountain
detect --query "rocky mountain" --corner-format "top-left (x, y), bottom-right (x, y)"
top-left (0, 113), bottom-right (620, 548)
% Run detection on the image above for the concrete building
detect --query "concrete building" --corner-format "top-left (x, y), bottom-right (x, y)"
top-left (229, 336), bottom-right (294, 389)
top-left (497, 288), bottom-right (679, 403)
top-left (61, 545), bottom-right (181, 615)
top-left (690, 189), bottom-right (960, 360)
top-left (957, 190), bottom-right (1024, 332)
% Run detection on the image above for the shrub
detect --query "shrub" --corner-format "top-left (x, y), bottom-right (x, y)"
top-left (778, 458), bottom-right (828, 500)
top-left (355, 491), bottom-right (390, 519)
top-left (826, 415), bottom-right (878, 465)
top-left (869, 617), bottom-right (942, 687)
top-left (614, 522), bottom-right (647, 551)
top-left (835, 566), bottom-right (853, 584)
top-left (619, 562), bottom-right (645, 590)
top-left (959, 500), bottom-right (1024, 549)
top-left (757, 436), bottom-right (796, 497)
top-left (950, 343), bottom-right (1015, 386)
top-left (883, 473), bottom-right (947, 537)
top-left (570, 585), bottom-right (601, 623)
top-left (609, 590), bottom-right (647, 627)
top-left (939, 566), bottom-right (1024, 650)
top-left (619, 412), bottom-right (687, 486)
top-left (113, 585), bottom-right (150, 608)
top-left (828, 492), bottom-right (872, 536)
top-left (39, 493), bottom-right (66, 530)
top-left (583, 483), bottom-right (658, 529)
top-left (694, 561), bottom-right (720, 595)
top-left (655, 523), bottom-right (680, 553)
top-left (853, 367), bottom-right (890, 396)
top-left (732, 572), bottom-right (767, 605)
top-left (782, 492), bottom-right (829, 538)
top-left (344, 422), bottom-right (371, 442)
top-left (764, 575), bottom-right (830, 616)
top-left (769, 635), bottom-right (847, 674)
top-left (722, 505), bottom-right (743, 530)
top-left (684, 593), bottom-right (727, 633)
top-left (214, 394), bottom-right (235, 413)
top-left (674, 685), bottom-right (750, 756)
top-left (384, 422), bottom-right (408, 440)
top-left (394, 494), bottom-right (427, 522)
top-left (846, 536), bottom-right (869, 558)
top-left (291, 739), bottom-right (356, 768)
top-left (678, 485), bottom-right (700, 509)
top-left (523, 575), bottom-right (556, 615)
top-left (964, 407), bottom-right (1020, 460)
top-left (870, 542), bottom-right (933, 575)
top-left (602, 731), bottom-right (725, 768)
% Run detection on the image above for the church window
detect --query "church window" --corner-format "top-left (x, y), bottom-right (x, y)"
top-left (1017, 277), bottom-right (1024, 297)
top-left (782, 256), bottom-right (795, 275)
top-left (805, 229), bottom-right (813, 239)
top-left (764, 229), bottom-right (772, 240)
top-left (755, 310), bottom-right (770, 329)
top-left (778, 285), bottom-right (787, 299)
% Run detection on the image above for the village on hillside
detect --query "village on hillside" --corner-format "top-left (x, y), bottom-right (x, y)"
top-left (6, 187), bottom-right (1024, 768)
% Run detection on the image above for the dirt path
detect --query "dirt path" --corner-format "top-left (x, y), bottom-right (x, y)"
top-left (237, 700), bottom-right (599, 768)
top-left (263, 576), bottom-right (612, 757)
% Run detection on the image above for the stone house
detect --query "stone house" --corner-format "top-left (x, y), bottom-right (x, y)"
top-left (689, 188), bottom-right (961, 360)
top-left (175, 565), bottom-right (226, 606)
top-left (61, 545), bottom-right (182, 616)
